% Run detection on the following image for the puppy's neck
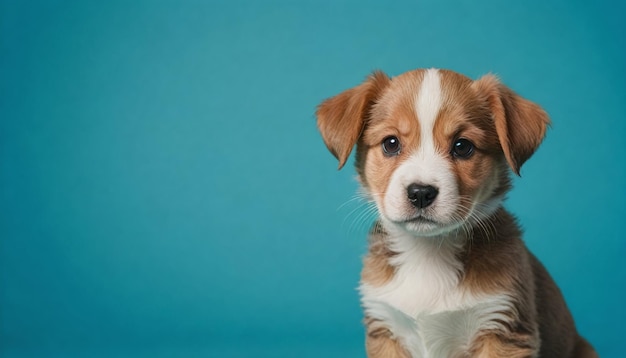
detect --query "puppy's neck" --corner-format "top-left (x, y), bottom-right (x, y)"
top-left (364, 220), bottom-right (471, 315)
top-left (381, 219), bottom-right (469, 258)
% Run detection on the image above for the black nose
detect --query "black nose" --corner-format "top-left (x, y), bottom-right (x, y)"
top-left (407, 184), bottom-right (439, 208)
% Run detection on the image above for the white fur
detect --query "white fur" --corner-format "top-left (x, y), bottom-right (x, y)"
top-left (360, 229), bottom-right (465, 317)
top-left (416, 68), bottom-right (442, 134)
top-left (360, 230), bottom-right (515, 358)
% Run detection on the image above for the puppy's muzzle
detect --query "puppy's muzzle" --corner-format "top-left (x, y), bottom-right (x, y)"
top-left (407, 183), bottom-right (439, 209)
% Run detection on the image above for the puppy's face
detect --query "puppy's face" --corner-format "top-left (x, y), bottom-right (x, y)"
top-left (359, 69), bottom-right (504, 236)
top-left (317, 69), bottom-right (549, 237)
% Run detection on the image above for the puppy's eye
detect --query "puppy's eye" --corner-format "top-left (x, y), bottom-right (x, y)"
top-left (382, 136), bottom-right (401, 156)
top-left (452, 138), bottom-right (475, 159)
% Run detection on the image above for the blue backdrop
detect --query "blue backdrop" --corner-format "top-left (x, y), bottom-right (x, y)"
top-left (1, 1), bottom-right (624, 357)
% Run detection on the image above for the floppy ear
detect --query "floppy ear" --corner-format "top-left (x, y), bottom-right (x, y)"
top-left (472, 74), bottom-right (551, 175)
top-left (316, 71), bottom-right (390, 169)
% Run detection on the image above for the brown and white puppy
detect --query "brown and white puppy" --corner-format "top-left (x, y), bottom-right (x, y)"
top-left (316, 68), bottom-right (596, 358)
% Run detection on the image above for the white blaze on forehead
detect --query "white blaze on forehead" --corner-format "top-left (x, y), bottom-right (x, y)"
top-left (416, 68), bottom-right (442, 150)
top-left (405, 68), bottom-right (446, 187)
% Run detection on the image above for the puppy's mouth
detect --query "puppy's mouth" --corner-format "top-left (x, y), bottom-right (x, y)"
top-left (402, 215), bottom-right (438, 225)
top-left (390, 212), bottom-right (462, 237)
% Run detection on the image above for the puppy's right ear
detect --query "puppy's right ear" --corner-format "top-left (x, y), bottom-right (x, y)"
top-left (316, 71), bottom-right (390, 169)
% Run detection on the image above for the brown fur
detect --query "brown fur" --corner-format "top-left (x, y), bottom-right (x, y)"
top-left (471, 74), bottom-right (551, 175)
top-left (317, 71), bottom-right (390, 169)
top-left (469, 333), bottom-right (537, 358)
top-left (361, 223), bottom-right (396, 286)
top-left (356, 70), bottom-right (423, 201)
top-left (316, 68), bottom-right (596, 357)
top-left (365, 315), bottom-right (411, 357)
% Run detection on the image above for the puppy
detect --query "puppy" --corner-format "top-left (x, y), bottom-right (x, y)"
top-left (316, 68), bottom-right (597, 357)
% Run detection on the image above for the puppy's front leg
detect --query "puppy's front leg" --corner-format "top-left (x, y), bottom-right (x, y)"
top-left (470, 332), bottom-right (538, 358)
top-left (365, 319), bottom-right (411, 358)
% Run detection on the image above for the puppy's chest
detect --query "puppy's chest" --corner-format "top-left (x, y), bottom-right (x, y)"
top-left (360, 251), bottom-right (514, 358)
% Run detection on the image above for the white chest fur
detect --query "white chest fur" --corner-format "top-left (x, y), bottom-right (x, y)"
top-left (359, 232), bottom-right (514, 358)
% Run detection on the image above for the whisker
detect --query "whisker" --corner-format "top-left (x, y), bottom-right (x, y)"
top-left (348, 203), bottom-right (378, 235)
top-left (456, 195), bottom-right (501, 244)
top-left (337, 191), bottom-right (383, 237)
top-left (337, 194), bottom-right (369, 211)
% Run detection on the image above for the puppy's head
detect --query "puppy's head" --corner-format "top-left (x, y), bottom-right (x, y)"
top-left (317, 69), bottom-right (549, 237)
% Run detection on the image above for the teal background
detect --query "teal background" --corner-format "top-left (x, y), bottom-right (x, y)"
top-left (1, 0), bottom-right (624, 357)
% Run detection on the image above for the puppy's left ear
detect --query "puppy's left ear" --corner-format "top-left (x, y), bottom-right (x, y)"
top-left (316, 71), bottom-right (390, 169)
top-left (473, 74), bottom-right (551, 175)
